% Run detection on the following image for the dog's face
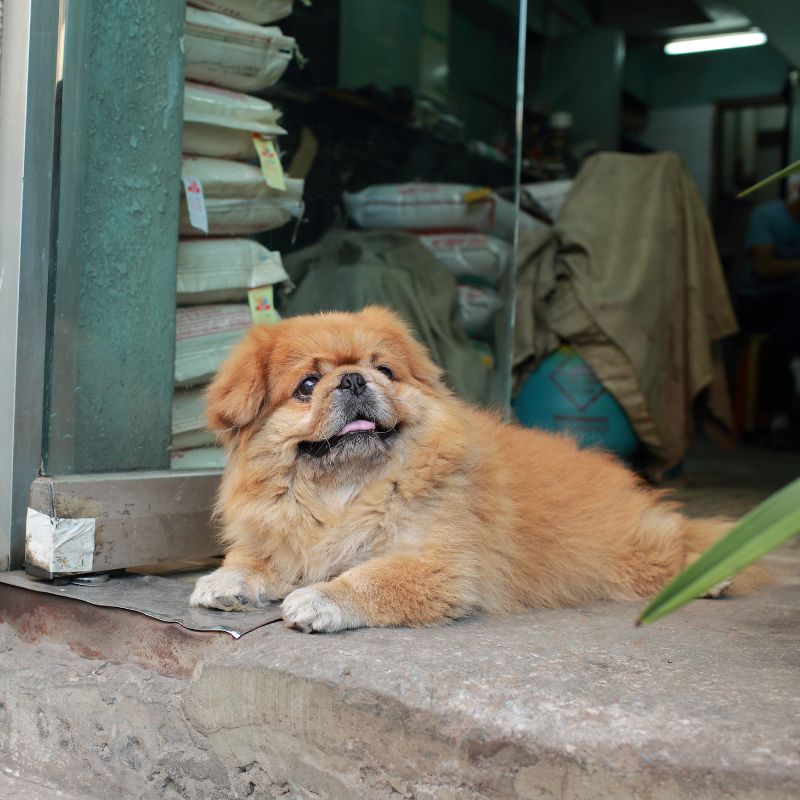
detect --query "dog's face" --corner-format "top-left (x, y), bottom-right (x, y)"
top-left (206, 307), bottom-right (445, 476)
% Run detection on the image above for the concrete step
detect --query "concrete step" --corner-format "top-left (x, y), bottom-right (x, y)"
top-left (0, 549), bottom-right (798, 800)
top-left (0, 768), bottom-right (101, 800)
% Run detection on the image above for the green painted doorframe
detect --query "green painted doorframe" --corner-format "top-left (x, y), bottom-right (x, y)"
top-left (45, 0), bottom-right (186, 474)
top-left (0, 0), bottom-right (60, 571)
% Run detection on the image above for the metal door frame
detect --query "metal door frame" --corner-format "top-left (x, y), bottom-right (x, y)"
top-left (0, 0), bottom-right (60, 570)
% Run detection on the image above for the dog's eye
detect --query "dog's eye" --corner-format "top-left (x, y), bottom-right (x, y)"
top-left (376, 365), bottom-right (394, 380)
top-left (294, 375), bottom-right (319, 400)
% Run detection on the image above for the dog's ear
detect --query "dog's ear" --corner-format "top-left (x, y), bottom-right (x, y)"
top-left (359, 306), bottom-right (443, 389)
top-left (399, 329), bottom-right (443, 388)
top-left (206, 325), bottom-right (272, 436)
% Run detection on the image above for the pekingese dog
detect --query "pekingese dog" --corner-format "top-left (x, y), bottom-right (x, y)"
top-left (190, 306), bottom-right (757, 632)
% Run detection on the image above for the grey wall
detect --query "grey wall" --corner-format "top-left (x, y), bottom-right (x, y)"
top-left (339, 0), bottom-right (424, 94)
top-left (537, 28), bottom-right (625, 151)
top-left (625, 42), bottom-right (791, 109)
top-left (450, 5), bottom-right (519, 142)
top-left (642, 105), bottom-right (714, 205)
top-left (732, 0), bottom-right (800, 69)
top-left (339, 0), bottom-right (524, 143)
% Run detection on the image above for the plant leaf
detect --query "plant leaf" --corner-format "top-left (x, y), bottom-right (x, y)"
top-left (637, 477), bottom-right (800, 625)
top-left (736, 160), bottom-right (800, 199)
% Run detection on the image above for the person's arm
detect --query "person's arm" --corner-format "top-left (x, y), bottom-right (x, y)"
top-left (751, 244), bottom-right (800, 279)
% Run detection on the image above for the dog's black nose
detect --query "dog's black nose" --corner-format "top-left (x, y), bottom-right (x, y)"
top-left (338, 372), bottom-right (367, 396)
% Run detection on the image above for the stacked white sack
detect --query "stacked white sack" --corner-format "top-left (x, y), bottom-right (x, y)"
top-left (180, 157), bottom-right (304, 236)
top-left (415, 233), bottom-right (507, 345)
top-left (456, 284), bottom-right (502, 340)
top-left (177, 237), bottom-right (289, 304)
top-left (170, 387), bottom-right (228, 470)
top-left (172, 388), bottom-right (217, 450)
top-left (344, 184), bottom-right (496, 233)
top-left (344, 183), bottom-right (547, 242)
top-left (520, 179), bottom-right (574, 222)
top-left (173, 1), bottom-right (302, 469)
top-left (188, 0), bottom-right (295, 25)
top-left (184, 7), bottom-right (296, 92)
top-left (416, 233), bottom-right (510, 286)
top-left (344, 185), bottom-right (518, 347)
top-left (170, 445), bottom-right (227, 470)
top-left (174, 304), bottom-right (253, 388)
top-left (183, 81), bottom-right (286, 160)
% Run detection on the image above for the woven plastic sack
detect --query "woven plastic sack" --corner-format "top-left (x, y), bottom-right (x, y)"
top-left (172, 388), bottom-right (216, 450)
top-left (177, 238), bottom-right (288, 304)
top-left (457, 284), bottom-right (502, 340)
top-left (521, 179), bottom-right (574, 222)
top-left (183, 81), bottom-right (286, 160)
top-left (344, 184), bottom-right (496, 232)
top-left (184, 7), bottom-right (295, 92)
top-left (180, 156), bottom-right (304, 236)
top-left (188, 0), bottom-right (294, 25)
top-left (174, 304), bottom-right (252, 387)
top-left (416, 233), bottom-right (509, 285)
top-left (490, 194), bottom-right (548, 241)
top-left (171, 446), bottom-right (227, 470)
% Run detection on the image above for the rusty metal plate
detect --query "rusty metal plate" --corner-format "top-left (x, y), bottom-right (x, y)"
top-left (0, 570), bottom-right (282, 638)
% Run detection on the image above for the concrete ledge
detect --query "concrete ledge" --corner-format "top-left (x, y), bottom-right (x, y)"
top-left (1, 554), bottom-right (798, 799)
top-left (0, 767), bottom-right (99, 800)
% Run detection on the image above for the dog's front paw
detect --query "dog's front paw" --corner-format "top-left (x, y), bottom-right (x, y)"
top-left (190, 568), bottom-right (270, 611)
top-left (282, 586), bottom-right (361, 633)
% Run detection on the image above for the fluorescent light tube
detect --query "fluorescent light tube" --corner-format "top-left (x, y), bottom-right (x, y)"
top-left (664, 31), bottom-right (767, 55)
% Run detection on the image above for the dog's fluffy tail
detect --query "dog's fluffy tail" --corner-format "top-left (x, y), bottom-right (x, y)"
top-left (682, 516), bottom-right (772, 594)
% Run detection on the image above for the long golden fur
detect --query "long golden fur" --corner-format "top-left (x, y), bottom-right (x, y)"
top-left (190, 306), bottom-right (758, 632)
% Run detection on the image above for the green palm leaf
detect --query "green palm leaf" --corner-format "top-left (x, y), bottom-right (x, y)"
top-left (736, 160), bottom-right (800, 199)
top-left (637, 477), bottom-right (800, 625)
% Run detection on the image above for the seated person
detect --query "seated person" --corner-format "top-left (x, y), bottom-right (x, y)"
top-left (737, 195), bottom-right (800, 447)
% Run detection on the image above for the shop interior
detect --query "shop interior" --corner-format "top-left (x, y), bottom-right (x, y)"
top-left (168, 0), bottom-right (800, 476)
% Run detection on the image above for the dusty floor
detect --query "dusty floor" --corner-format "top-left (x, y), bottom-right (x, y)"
top-left (668, 437), bottom-right (800, 519)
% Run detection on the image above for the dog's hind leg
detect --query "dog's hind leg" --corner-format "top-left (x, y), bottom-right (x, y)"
top-left (624, 511), bottom-right (770, 599)
top-left (681, 517), bottom-right (771, 595)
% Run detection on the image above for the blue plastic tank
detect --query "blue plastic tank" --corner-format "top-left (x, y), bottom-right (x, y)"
top-left (513, 346), bottom-right (639, 458)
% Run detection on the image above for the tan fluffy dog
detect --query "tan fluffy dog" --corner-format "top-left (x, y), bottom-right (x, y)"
top-left (190, 306), bottom-right (748, 632)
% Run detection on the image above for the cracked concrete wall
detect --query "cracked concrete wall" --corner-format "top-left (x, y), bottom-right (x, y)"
top-left (0, 630), bottom-right (591, 799)
top-left (1, 626), bottom-right (796, 800)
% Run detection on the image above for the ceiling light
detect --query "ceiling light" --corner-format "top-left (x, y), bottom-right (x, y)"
top-left (664, 30), bottom-right (767, 56)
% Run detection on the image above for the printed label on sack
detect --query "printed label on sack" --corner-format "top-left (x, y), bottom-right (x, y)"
top-left (463, 187), bottom-right (493, 204)
top-left (248, 285), bottom-right (280, 325)
top-left (181, 176), bottom-right (208, 234)
top-left (252, 134), bottom-right (286, 191)
top-left (176, 305), bottom-right (252, 341)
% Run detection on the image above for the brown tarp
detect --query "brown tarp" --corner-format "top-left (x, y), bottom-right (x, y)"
top-left (514, 152), bottom-right (738, 476)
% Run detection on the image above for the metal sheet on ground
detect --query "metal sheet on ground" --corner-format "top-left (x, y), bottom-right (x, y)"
top-left (0, 570), bottom-right (282, 638)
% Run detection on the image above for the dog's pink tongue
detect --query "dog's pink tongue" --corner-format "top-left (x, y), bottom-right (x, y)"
top-left (337, 419), bottom-right (376, 436)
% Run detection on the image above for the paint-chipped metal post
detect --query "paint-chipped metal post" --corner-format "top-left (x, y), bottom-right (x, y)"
top-left (0, 0), bottom-right (60, 571)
